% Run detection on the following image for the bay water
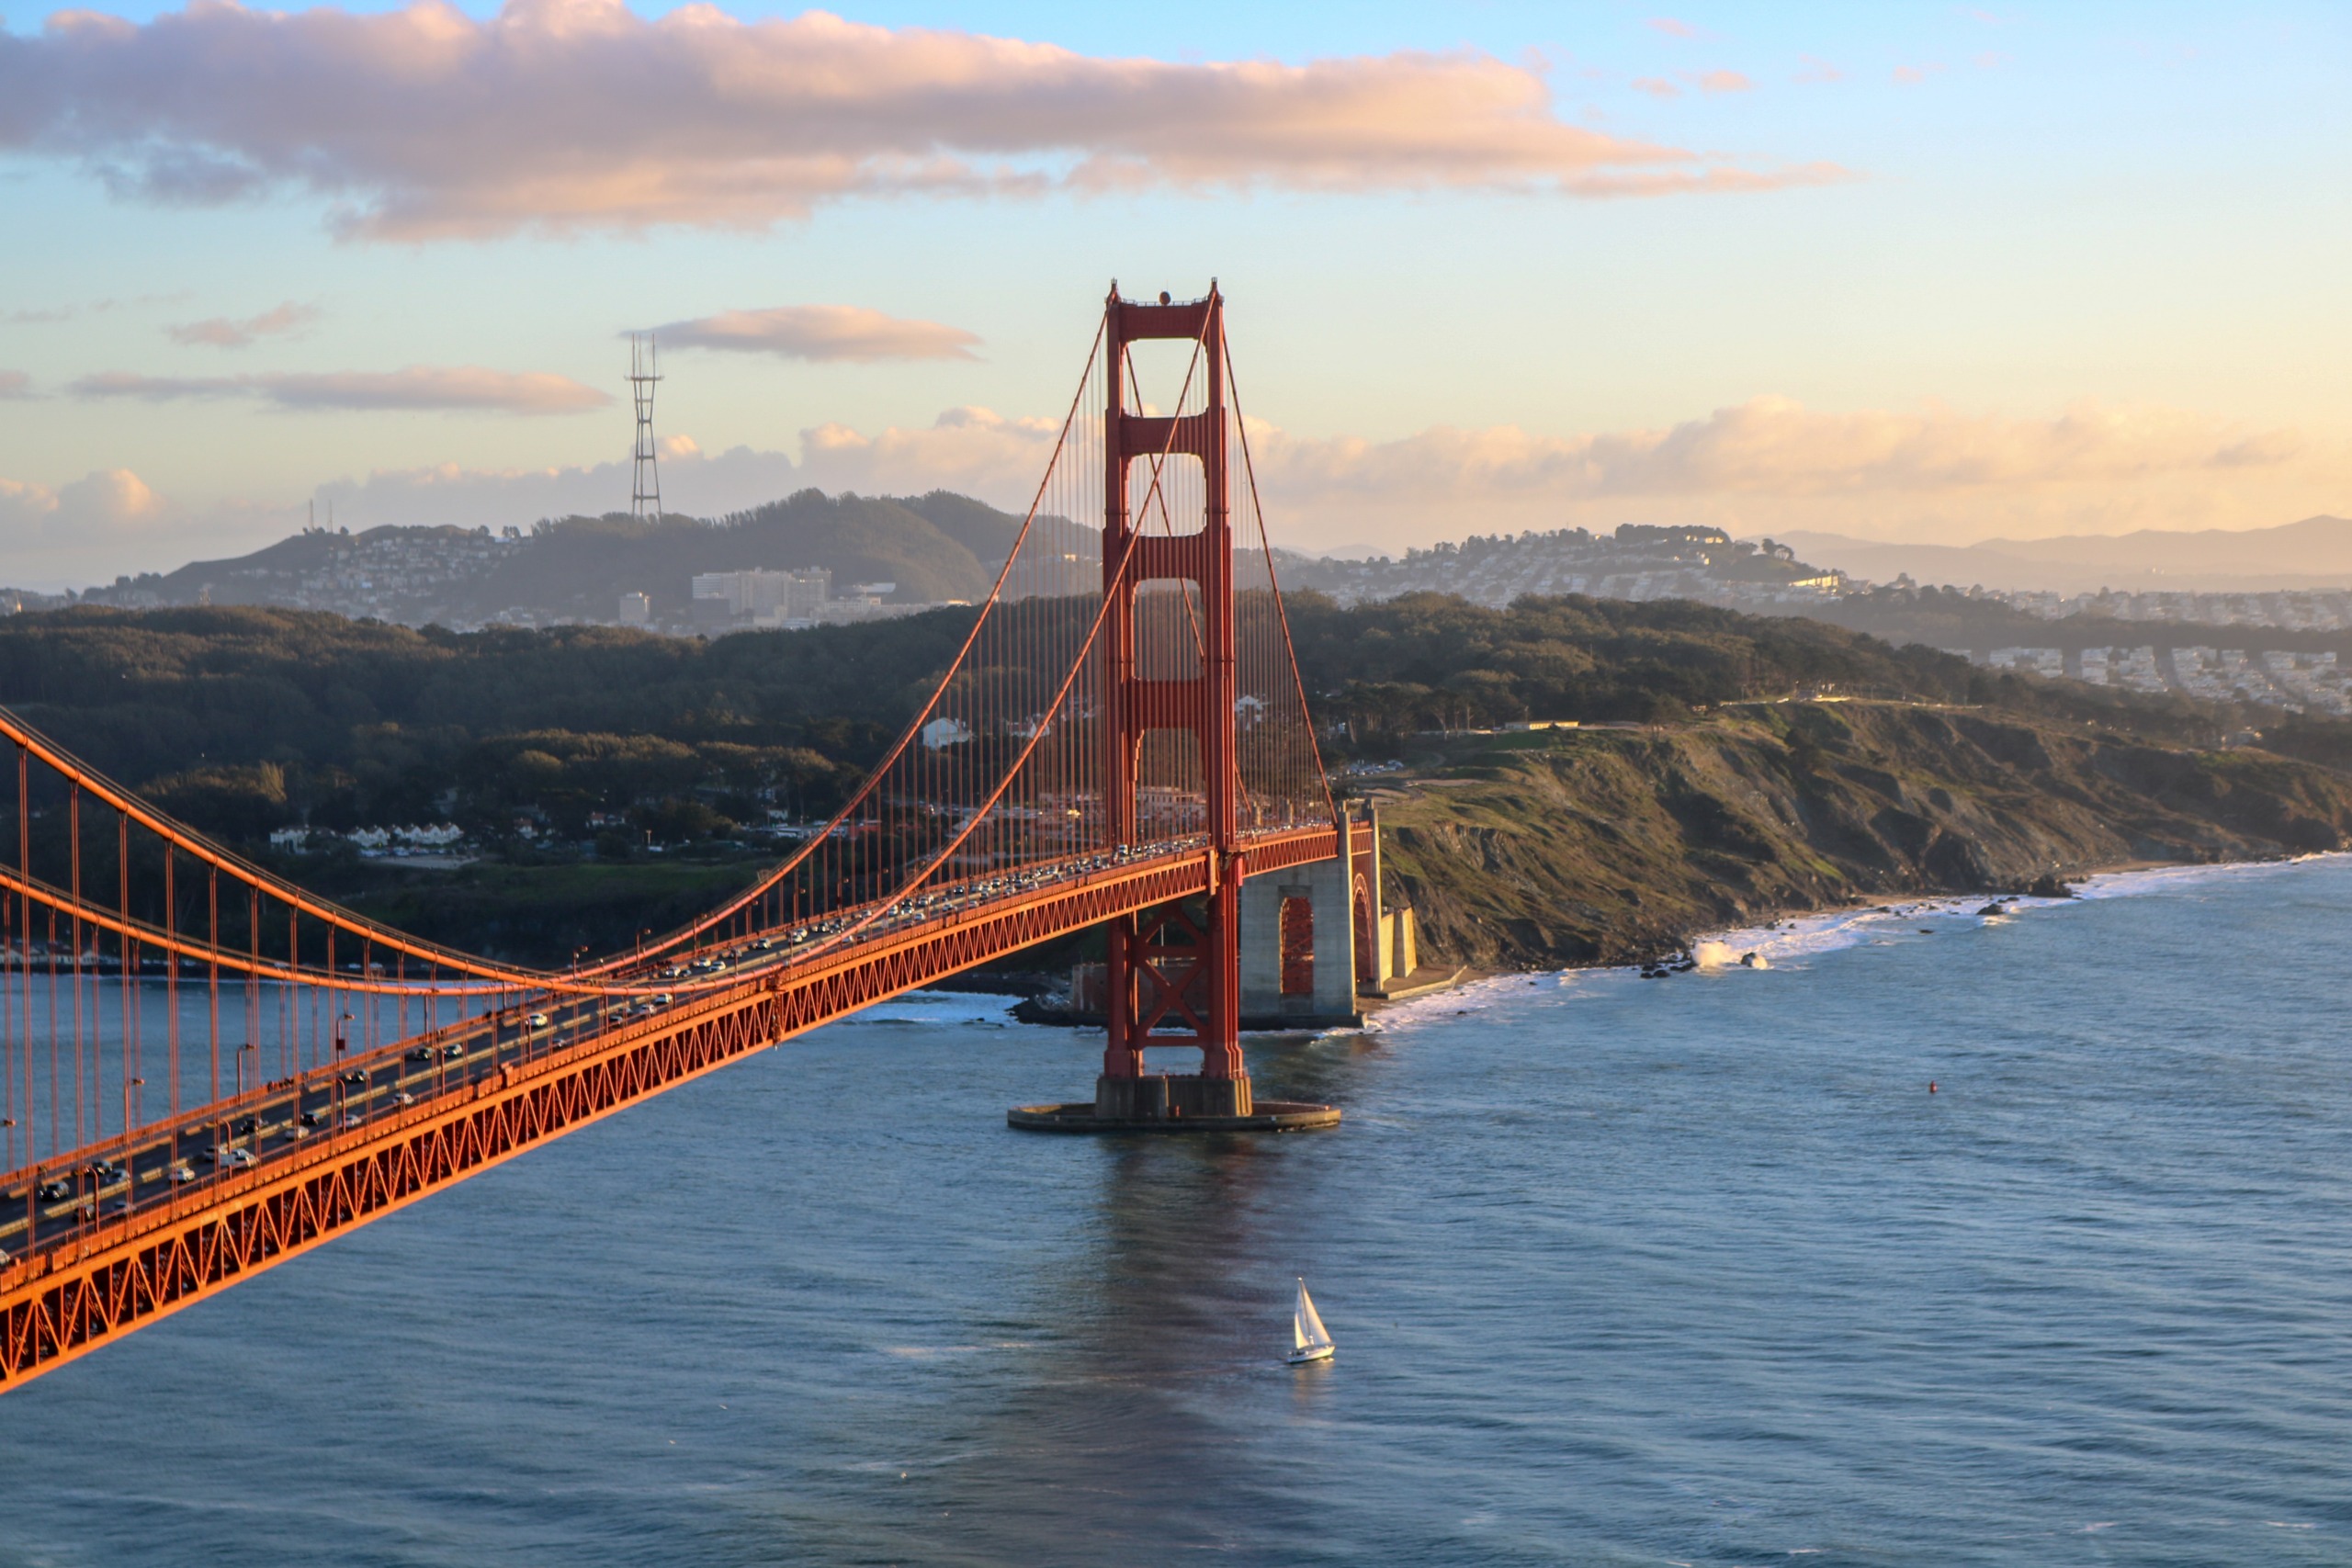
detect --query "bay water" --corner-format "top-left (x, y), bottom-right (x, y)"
top-left (3, 856), bottom-right (2348, 1566)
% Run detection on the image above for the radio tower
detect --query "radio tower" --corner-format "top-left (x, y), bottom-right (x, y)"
top-left (628, 332), bottom-right (663, 522)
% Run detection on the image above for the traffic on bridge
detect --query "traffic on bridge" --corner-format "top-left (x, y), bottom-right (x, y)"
top-left (0, 285), bottom-right (1351, 1390)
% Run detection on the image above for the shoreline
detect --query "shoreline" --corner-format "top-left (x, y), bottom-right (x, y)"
top-left (949, 852), bottom-right (2349, 1029)
top-left (1363, 850), bottom-right (2351, 1026)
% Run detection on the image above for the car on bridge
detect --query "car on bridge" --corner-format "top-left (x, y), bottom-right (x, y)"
top-left (526, 1012), bottom-right (549, 1029)
top-left (339, 1069), bottom-right (368, 1086)
top-left (37, 1178), bottom-right (73, 1201)
top-left (406, 1046), bottom-right (437, 1063)
top-left (167, 1164), bottom-right (197, 1185)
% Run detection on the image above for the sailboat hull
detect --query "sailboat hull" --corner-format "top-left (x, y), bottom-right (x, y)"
top-left (1284, 1344), bottom-right (1335, 1365)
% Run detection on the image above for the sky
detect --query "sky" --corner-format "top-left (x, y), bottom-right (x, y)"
top-left (1, 0), bottom-right (2347, 588)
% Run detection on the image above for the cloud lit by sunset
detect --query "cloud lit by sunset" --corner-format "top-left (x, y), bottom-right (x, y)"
top-left (0, 2), bottom-right (2343, 583)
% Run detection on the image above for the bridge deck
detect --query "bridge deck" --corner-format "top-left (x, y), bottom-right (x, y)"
top-left (0, 824), bottom-right (1358, 1388)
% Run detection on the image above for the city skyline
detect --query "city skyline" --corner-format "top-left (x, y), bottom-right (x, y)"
top-left (3, 1), bottom-right (2347, 587)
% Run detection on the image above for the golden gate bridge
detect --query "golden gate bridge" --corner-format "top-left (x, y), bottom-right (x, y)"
top-left (0, 285), bottom-right (1372, 1391)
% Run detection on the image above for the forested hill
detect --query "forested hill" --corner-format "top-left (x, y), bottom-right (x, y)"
top-left (0, 592), bottom-right (2322, 852)
top-left (111, 490), bottom-right (1069, 624)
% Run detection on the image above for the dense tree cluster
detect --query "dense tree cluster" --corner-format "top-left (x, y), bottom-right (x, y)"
top-left (0, 593), bottom-right (2255, 848)
top-left (1281, 592), bottom-right (2213, 746)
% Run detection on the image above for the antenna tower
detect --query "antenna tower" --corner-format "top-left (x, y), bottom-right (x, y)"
top-left (628, 332), bottom-right (663, 522)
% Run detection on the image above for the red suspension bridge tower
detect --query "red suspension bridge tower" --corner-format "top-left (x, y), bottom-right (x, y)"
top-left (0, 281), bottom-right (1352, 1391)
top-left (1094, 285), bottom-right (1250, 1120)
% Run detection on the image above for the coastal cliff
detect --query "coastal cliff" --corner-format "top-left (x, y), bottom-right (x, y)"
top-left (1367, 701), bottom-right (2352, 969)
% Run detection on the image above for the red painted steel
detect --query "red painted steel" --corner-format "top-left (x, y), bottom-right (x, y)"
top-left (0, 287), bottom-right (1350, 1391)
top-left (1101, 284), bottom-right (1247, 1089)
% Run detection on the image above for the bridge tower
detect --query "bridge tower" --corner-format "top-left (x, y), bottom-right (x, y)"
top-left (1094, 284), bottom-right (1251, 1121)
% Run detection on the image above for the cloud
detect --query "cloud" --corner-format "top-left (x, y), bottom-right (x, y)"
top-left (0, 370), bottom-right (29, 399)
top-left (1631, 77), bottom-right (1679, 99)
top-left (305, 394), bottom-right (2335, 555)
top-left (1894, 63), bottom-right (1947, 84)
top-left (70, 371), bottom-right (243, 401)
top-left (263, 367), bottom-right (609, 413)
top-left (0, 466), bottom-right (187, 585)
top-left (651, 304), bottom-right (981, 363)
top-left (1694, 70), bottom-right (1752, 94)
top-left (166, 300), bottom-right (320, 348)
top-left (1645, 17), bottom-right (1701, 38)
top-left (1248, 397), bottom-right (2307, 502)
top-left (0, 0), bottom-right (1843, 239)
top-left (70, 366), bottom-right (610, 413)
top-left (315, 442), bottom-right (805, 531)
top-left (1794, 55), bottom-right (1843, 85)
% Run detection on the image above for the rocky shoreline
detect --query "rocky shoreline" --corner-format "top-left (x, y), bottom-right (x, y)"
top-left (1357, 701), bottom-right (2352, 973)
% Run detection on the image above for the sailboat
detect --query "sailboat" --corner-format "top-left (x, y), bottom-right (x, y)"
top-left (1285, 1277), bottom-right (1336, 1365)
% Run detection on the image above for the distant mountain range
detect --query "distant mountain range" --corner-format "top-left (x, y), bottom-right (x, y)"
top-left (79, 491), bottom-right (1097, 627)
top-left (1778, 515), bottom-right (2352, 594)
top-left (41, 495), bottom-right (2352, 630)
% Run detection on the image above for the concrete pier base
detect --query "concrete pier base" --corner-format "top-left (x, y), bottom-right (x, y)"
top-left (1009, 1073), bottom-right (1340, 1134)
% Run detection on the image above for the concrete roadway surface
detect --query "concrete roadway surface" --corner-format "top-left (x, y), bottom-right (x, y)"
top-left (0, 837), bottom-right (1233, 1269)
top-left (0, 994), bottom-right (614, 1266)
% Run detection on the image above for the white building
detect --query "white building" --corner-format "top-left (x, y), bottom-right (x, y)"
top-left (691, 568), bottom-right (832, 624)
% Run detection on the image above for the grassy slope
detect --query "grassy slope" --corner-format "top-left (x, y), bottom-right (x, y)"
top-left (1369, 701), bottom-right (2352, 969)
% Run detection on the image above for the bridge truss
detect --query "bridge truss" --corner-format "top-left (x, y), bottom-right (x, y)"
top-left (0, 285), bottom-right (1356, 1391)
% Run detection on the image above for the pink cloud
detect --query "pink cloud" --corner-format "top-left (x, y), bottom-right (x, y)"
top-left (0, 467), bottom-right (169, 537)
top-left (70, 367), bottom-right (610, 413)
top-left (1794, 54), bottom-right (1843, 85)
top-left (1631, 77), bottom-right (1680, 99)
top-left (651, 305), bottom-right (981, 363)
top-left (1894, 62), bottom-right (1948, 84)
top-left (1694, 70), bottom-right (1752, 94)
top-left (1645, 17), bottom-right (1701, 38)
top-left (166, 300), bottom-right (320, 348)
top-left (0, 0), bottom-right (1839, 239)
top-left (259, 396), bottom-right (2342, 559)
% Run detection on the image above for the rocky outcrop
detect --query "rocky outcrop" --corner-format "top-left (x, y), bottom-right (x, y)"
top-left (1370, 702), bottom-right (2352, 969)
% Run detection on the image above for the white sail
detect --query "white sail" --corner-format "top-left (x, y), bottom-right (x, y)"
top-left (1293, 1279), bottom-right (1333, 1356)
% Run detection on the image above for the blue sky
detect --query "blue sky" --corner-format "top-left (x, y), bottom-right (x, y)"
top-left (1, 2), bottom-right (2346, 584)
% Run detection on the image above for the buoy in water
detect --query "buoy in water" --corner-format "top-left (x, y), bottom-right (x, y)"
top-left (1928, 1081), bottom-right (1939, 1094)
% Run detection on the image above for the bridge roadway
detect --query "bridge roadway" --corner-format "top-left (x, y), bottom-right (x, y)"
top-left (0, 820), bottom-right (1361, 1388)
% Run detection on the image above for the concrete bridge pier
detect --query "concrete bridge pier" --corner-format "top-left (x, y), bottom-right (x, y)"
top-left (1238, 814), bottom-right (1365, 1030)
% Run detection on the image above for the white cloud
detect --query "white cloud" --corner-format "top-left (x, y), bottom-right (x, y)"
top-left (651, 304), bottom-right (981, 363)
top-left (289, 397), bottom-right (2346, 556)
top-left (165, 300), bottom-right (321, 348)
top-left (0, 0), bottom-right (1846, 239)
top-left (69, 366), bottom-right (610, 414)
top-left (17, 395), bottom-right (2335, 588)
top-left (0, 466), bottom-right (243, 588)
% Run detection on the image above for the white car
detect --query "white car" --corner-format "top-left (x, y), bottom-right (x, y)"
top-left (390, 1091), bottom-right (415, 1108)
top-left (526, 1012), bottom-right (550, 1029)
top-left (220, 1146), bottom-right (257, 1168)
top-left (167, 1164), bottom-right (198, 1185)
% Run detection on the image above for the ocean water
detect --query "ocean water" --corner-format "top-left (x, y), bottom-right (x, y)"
top-left (4, 857), bottom-right (2349, 1566)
